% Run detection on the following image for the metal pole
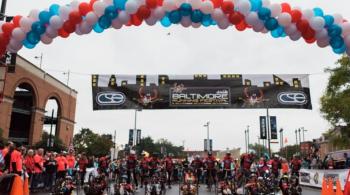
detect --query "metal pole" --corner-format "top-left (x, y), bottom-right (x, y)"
top-left (266, 108), bottom-right (271, 157)
top-left (0, 0), bottom-right (7, 21)
top-left (247, 125), bottom-right (250, 152)
top-left (207, 122), bottom-right (210, 152)
top-left (48, 109), bottom-right (54, 150)
top-left (302, 127), bottom-right (306, 142)
top-left (258, 136), bottom-right (261, 157)
top-left (298, 128), bottom-right (301, 145)
top-left (114, 130), bottom-right (116, 159)
top-left (244, 130), bottom-right (247, 153)
top-left (133, 109), bottom-right (137, 146)
top-left (295, 130), bottom-right (298, 145)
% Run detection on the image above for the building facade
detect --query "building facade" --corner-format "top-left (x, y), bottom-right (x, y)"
top-left (0, 55), bottom-right (77, 146)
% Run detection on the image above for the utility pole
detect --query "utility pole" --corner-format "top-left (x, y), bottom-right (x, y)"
top-left (301, 127), bottom-right (307, 142)
top-left (34, 53), bottom-right (43, 69)
top-left (0, 0), bottom-right (7, 21)
top-left (295, 129), bottom-right (298, 145)
top-left (247, 125), bottom-right (250, 152)
top-left (279, 128), bottom-right (284, 149)
top-left (266, 108), bottom-right (272, 157)
top-left (244, 129), bottom-right (247, 153)
top-left (204, 122), bottom-right (210, 152)
top-left (63, 70), bottom-right (70, 86)
top-left (113, 130), bottom-right (116, 159)
top-left (48, 109), bottom-right (54, 150)
top-left (298, 128), bottom-right (302, 144)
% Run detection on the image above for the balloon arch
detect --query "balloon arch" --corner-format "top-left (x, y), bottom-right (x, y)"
top-left (1, 0), bottom-right (350, 57)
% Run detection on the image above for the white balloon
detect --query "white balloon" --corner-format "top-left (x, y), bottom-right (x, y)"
top-left (218, 19), bottom-right (229, 30)
top-left (252, 22), bottom-right (265, 32)
top-left (315, 29), bottom-right (328, 40)
top-left (86, 12), bottom-right (98, 25)
top-left (12, 28), bottom-right (26, 41)
top-left (345, 35), bottom-right (350, 47)
top-left (153, 7), bottom-right (166, 19)
top-left (302, 9), bottom-right (314, 20)
top-left (290, 32), bottom-right (301, 41)
top-left (9, 39), bottom-right (23, 51)
top-left (103, 0), bottom-right (114, 6)
top-left (347, 49), bottom-right (350, 56)
top-left (212, 9), bottom-right (225, 22)
top-left (333, 13), bottom-right (343, 24)
top-left (46, 26), bottom-right (58, 38)
top-left (19, 17), bottom-right (34, 33)
top-left (118, 11), bottom-right (130, 24)
top-left (163, 0), bottom-right (176, 11)
top-left (175, 0), bottom-right (187, 7)
top-left (75, 26), bottom-right (83, 35)
top-left (49, 15), bottom-right (63, 30)
top-left (93, 1), bottom-right (108, 17)
top-left (285, 24), bottom-right (297, 35)
top-left (192, 22), bottom-right (201, 28)
top-left (28, 9), bottom-right (40, 20)
top-left (246, 12), bottom-right (259, 26)
top-left (145, 16), bottom-right (157, 26)
top-left (70, 1), bottom-right (80, 10)
top-left (112, 19), bottom-right (123, 29)
top-left (200, 1), bottom-right (214, 15)
top-left (59, 6), bottom-right (71, 21)
top-left (80, 21), bottom-right (93, 34)
top-left (278, 13), bottom-right (292, 27)
top-left (181, 16), bottom-right (192, 27)
top-left (262, 0), bottom-right (270, 7)
top-left (188, 0), bottom-right (202, 9)
top-left (261, 28), bottom-right (269, 34)
top-left (310, 16), bottom-right (325, 31)
top-left (269, 4), bottom-right (281, 18)
top-left (41, 34), bottom-right (53, 45)
top-left (317, 38), bottom-right (329, 48)
top-left (237, 0), bottom-right (251, 16)
top-left (341, 23), bottom-right (350, 37)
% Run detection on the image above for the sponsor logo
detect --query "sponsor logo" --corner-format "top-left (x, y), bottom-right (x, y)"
top-left (277, 92), bottom-right (307, 105)
top-left (314, 172), bottom-right (319, 184)
top-left (96, 92), bottom-right (126, 106)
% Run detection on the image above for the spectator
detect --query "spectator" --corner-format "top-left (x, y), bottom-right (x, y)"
top-left (10, 143), bottom-right (22, 176)
top-left (33, 148), bottom-right (44, 189)
top-left (344, 153), bottom-right (350, 169)
top-left (78, 153), bottom-right (88, 185)
top-left (56, 152), bottom-right (68, 180)
top-left (44, 153), bottom-right (57, 191)
top-left (301, 157), bottom-right (310, 169)
top-left (24, 149), bottom-right (35, 185)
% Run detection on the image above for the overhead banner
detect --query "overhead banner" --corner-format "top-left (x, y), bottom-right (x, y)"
top-left (270, 116), bottom-right (278, 140)
top-left (92, 74), bottom-right (312, 110)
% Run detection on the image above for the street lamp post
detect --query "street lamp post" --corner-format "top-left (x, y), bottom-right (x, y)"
top-left (0, 0), bottom-right (8, 21)
top-left (246, 125), bottom-right (250, 152)
top-left (133, 109), bottom-right (142, 147)
top-left (298, 128), bottom-right (302, 144)
top-left (301, 127), bottom-right (307, 142)
top-left (279, 128), bottom-right (284, 149)
top-left (34, 53), bottom-right (43, 69)
top-left (48, 109), bottom-right (54, 150)
top-left (295, 129), bottom-right (298, 145)
top-left (204, 122), bottom-right (210, 152)
top-left (244, 129), bottom-right (247, 153)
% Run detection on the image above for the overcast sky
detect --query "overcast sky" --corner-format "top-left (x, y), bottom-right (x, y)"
top-left (7, 0), bottom-right (350, 152)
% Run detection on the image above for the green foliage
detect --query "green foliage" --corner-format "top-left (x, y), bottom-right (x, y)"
top-left (323, 128), bottom-right (350, 149)
top-left (34, 131), bottom-right (66, 152)
top-left (135, 136), bottom-right (184, 158)
top-left (320, 56), bottom-right (350, 147)
top-left (248, 143), bottom-right (268, 157)
top-left (73, 128), bottom-right (113, 157)
top-left (278, 145), bottom-right (300, 160)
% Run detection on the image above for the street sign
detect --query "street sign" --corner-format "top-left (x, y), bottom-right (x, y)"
top-left (259, 116), bottom-right (267, 139)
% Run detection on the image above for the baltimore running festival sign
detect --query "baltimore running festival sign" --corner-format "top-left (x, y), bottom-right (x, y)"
top-left (91, 74), bottom-right (312, 110)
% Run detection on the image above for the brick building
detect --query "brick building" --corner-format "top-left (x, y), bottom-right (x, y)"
top-left (0, 55), bottom-right (77, 146)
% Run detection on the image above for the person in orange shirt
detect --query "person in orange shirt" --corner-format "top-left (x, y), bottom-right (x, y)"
top-left (66, 150), bottom-right (76, 176)
top-left (24, 149), bottom-right (35, 183)
top-left (3, 141), bottom-right (14, 172)
top-left (10, 143), bottom-right (23, 176)
top-left (32, 148), bottom-right (44, 189)
top-left (56, 151), bottom-right (68, 180)
top-left (281, 158), bottom-right (289, 176)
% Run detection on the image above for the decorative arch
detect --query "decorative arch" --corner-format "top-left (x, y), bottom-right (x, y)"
top-left (43, 92), bottom-right (64, 115)
top-left (0, 0), bottom-right (349, 56)
top-left (11, 78), bottom-right (39, 107)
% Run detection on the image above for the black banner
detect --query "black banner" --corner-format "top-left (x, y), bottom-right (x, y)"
top-left (260, 116), bottom-right (267, 139)
top-left (204, 139), bottom-right (213, 152)
top-left (128, 129), bottom-right (134, 146)
top-left (270, 116), bottom-right (278, 140)
top-left (92, 74), bottom-right (312, 110)
top-left (136, 129), bottom-right (141, 145)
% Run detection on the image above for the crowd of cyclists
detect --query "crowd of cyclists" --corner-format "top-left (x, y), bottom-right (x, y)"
top-left (0, 140), bottom-right (305, 195)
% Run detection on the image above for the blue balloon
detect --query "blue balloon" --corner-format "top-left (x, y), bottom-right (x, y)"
top-left (330, 36), bottom-right (344, 49)
top-left (114, 0), bottom-right (127, 10)
top-left (258, 7), bottom-right (271, 21)
top-left (98, 16), bottom-right (111, 29)
top-left (49, 4), bottom-right (60, 15)
top-left (23, 39), bottom-right (36, 49)
top-left (168, 10), bottom-right (181, 24)
top-left (39, 11), bottom-right (52, 24)
top-left (191, 10), bottom-right (203, 23)
top-left (31, 21), bottom-right (46, 35)
top-left (328, 25), bottom-right (342, 37)
top-left (179, 3), bottom-right (192, 17)
top-left (332, 44), bottom-right (346, 54)
top-left (265, 18), bottom-right (278, 31)
top-left (93, 23), bottom-right (104, 33)
top-left (323, 15), bottom-right (334, 27)
top-left (271, 26), bottom-right (284, 38)
top-left (250, 0), bottom-right (262, 12)
top-left (160, 16), bottom-right (171, 27)
top-left (26, 32), bottom-right (40, 45)
top-left (105, 6), bottom-right (118, 20)
top-left (202, 14), bottom-right (212, 27)
top-left (313, 7), bottom-right (324, 17)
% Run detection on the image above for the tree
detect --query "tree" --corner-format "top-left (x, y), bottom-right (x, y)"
top-left (278, 145), bottom-right (300, 160)
top-left (320, 56), bottom-right (350, 147)
top-left (34, 131), bottom-right (66, 152)
top-left (248, 143), bottom-right (268, 157)
top-left (135, 136), bottom-right (184, 158)
top-left (73, 128), bottom-right (113, 157)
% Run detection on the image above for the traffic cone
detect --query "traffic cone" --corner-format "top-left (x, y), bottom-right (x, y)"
top-left (336, 179), bottom-right (344, 195)
top-left (23, 175), bottom-right (29, 195)
top-left (344, 169), bottom-right (350, 195)
top-left (322, 177), bottom-right (327, 195)
top-left (328, 178), bottom-right (335, 195)
top-left (10, 175), bottom-right (24, 195)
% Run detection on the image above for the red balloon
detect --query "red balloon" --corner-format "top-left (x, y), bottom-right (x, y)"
top-left (291, 10), bottom-right (302, 23)
top-left (58, 28), bottom-right (70, 38)
top-left (62, 21), bottom-right (76, 33)
top-left (69, 11), bottom-right (82, 24)
top-left (137, 5), bottom-right (151, 20)
top-left (2, 22), bottom-right (15, 36)
top-left (79, 2), bottom-right (91, 16)
top-left (302, 27), bottom-right (315, 40)
top-left (0, 33), bottom-right (8, 47)
top-left (131, 15), bottom-right (143, 26)
top-left (89, 0), bottom-right (98, 10)
top-left (228, 12), bottom-right (243, 25)
top-left (281, 3), bottom-right (291, 13)
top-left (235, 21), bottom-right (247, 31)
top-left (211, 0), bottom-right (223, 8)
top-left (156, 0), bottom-right (163, 6)
top-left (305, 37), bottom-right (316, 44)
top-left (146, 0), bottom-right (158, 9)
top-left (221, 1), bottom-right (234, 14)
top-left (296, 19), bottom-right (309, 33)
top-left (12, 15), bottom-right (22, 27)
